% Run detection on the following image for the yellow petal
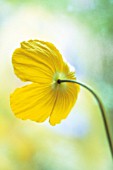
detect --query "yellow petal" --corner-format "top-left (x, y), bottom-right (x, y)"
top-left (12, 40), bottom-right (64, 83)
top-left (11, 39), bottom-right (80, 126)
top-left (49, 82), bottom-right (80, 126)
top-left (10, 83), bottom-right (57, 122)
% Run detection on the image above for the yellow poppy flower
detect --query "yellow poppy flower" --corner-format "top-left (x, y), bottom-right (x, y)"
top-left (10, 40), bottom-right (80, 126)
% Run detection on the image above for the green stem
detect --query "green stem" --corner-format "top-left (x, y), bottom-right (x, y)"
top-left (58, 79), bottom-right (113, 158)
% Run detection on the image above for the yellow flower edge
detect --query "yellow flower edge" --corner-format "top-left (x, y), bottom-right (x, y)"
top-left (10, 40), bottom-right (80, 126)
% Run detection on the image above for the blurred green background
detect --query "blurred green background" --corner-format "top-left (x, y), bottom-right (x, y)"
top-left (0, 0), bottom-right (113, 169)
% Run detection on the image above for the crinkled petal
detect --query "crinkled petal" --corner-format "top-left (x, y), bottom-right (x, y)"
top-left (11, 39), bottom-right (80, 126)
top-left (49, 83), bottom-right (80, 126)
top-left (12, 40), bottom-right (64, 83)
top-left (10, 83), bottom-right (57, 122)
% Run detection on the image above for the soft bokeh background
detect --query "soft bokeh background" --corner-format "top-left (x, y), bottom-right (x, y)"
top-left (0, 0), bottom-right (113, 169)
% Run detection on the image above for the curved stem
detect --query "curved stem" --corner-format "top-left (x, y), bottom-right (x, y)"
top-left (58, 79), bottom-right (113, 158)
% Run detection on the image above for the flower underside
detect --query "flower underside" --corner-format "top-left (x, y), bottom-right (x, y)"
top-left (10, 40), bottom-right (80, 126)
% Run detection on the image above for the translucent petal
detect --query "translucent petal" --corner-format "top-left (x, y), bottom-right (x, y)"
top-left (12, 40), bottom-right (64, 83)
top-left (11, 39), bottom-right (80, 125)
top-left (10, 83), bottom-right (57, 122)
top-left (49, 82), bottom-right (80, 126)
